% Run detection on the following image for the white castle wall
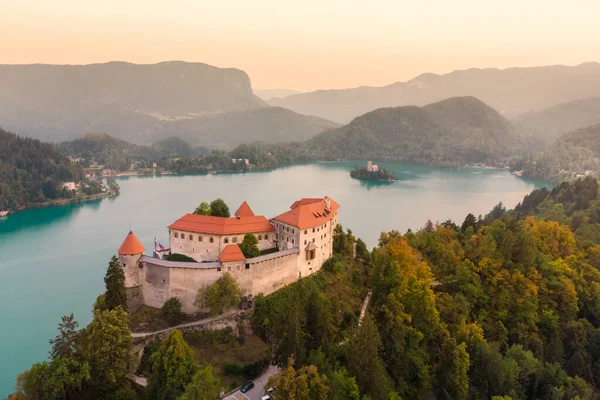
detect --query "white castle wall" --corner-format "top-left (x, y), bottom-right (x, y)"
top-left (168, 229), bottom-right (275, 262)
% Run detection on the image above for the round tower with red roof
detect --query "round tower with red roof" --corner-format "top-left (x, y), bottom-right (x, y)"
top-left (118, 231), bottom-right (145, 311)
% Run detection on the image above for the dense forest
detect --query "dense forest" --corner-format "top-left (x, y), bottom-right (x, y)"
top-left (10, 177), bottom-right (600, 399)
top-left (0, 128), bottom-right (87, 211)
top-left (513, 124), bottom-right (600, 184)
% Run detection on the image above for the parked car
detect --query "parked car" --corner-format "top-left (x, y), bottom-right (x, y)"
top-left (240, 381), bottom-right (255, 393)
top-left (261, 396), bottom-right (272, 400)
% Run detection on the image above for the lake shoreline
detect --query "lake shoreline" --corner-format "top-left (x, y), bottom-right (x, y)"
top-left (7, 191), bottom-right (118, 216)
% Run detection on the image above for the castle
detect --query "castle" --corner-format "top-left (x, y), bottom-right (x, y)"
top-left (118, 196), bottom-right (340, 313)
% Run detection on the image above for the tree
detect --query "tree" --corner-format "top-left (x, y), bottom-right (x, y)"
top-left (104, 255), bottom-right (127, 311)
top-left (435, 337), bottom-right (470, 400)
top-left (49, 313), bottom-right (79, 359)
top-left (267, 358), bottom-right (329, 400)
top-left (193, 201), bottom-right (211, 215)
top-left (148, 329), bottom-right (199, 400)
top-left (345, 315), bottom-right (392, 400)
top-left (82, 307), bottom-right (132, 395)
top-left (195, 273), bottom-right (243, 315)
top-left (209, 198), bottom-right (230, 218)
top-left (239, 233), bottom-right (260, 258)
top-left (162, 297), bottom-right (184, 325)
top-left (329, 368), bottom-right (361, 400)
top-left (178, 365), bottom-right (221, 400)
top-left (16, 357), bottom-right (90, 400)
top-left (461, 213), bottom-right (478, 233)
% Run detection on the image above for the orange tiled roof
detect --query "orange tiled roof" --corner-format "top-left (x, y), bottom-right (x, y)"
top-left (234, 201), bottom-right (255, 218)
top-left (219, 244), bottom-right (246, 262)
top-left (118, 231), bottom-right (145, 255)
top-left (273, 196), bottom-right (340, 229)
top-left (169, 214), bottom-right (275, 235)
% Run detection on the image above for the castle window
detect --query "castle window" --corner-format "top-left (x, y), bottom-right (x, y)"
top-left (312, 238), bottom-right (315, 243)
top-left (233, 236), bottom-right (238, 243)
top-left (312, 228), bottom-right (315, 233)
top-left (324, 233), bottom-right (326, 238)
top-left (189, 235), bottom-right (193, 241)
top-left (304, 230), bottom-right (307, 234)
top-left (265, 234), bottom-right (268, 240)
top-left (304, 240), bottom-right (307, 245)
top-left (292, 239), bottom-right (295, 244)
top-left (210, 237), bottom-right (214, 243)
top-left (181, 233), bottom-right (186, 240)
top-left (174, 232), bottom-right (178, 238)
top-left (258, 235), bottom-right (262, 240)
top-left (123, 263), bottom-right (126, 267)
top-left (228, 266), bottom-right (232, 271)
top-left (199, 236), bottom-right (203, 242)
top-left (224, 237), bottom-right (229, 244)
top-left (245, 264), bottom-right (250, 269)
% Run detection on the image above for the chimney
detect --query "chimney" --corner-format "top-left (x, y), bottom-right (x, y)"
top-left (325, 198), bottom-right (331, 209)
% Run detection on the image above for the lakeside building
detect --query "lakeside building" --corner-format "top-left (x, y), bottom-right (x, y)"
top-left (119, 197), bottom-right (340, 313)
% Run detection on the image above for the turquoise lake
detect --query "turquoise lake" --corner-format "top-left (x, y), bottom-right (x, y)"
top-left (0, 161), bottom-right (549, 396)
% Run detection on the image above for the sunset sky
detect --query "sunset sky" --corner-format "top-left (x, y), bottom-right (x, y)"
top-left (1, 0), bottom-right (599, 91)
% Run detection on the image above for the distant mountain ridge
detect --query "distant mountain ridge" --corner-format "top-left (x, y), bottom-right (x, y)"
top-left (512, 97), bottom-right (600, 144)
top-left (0, 61), bottom-right (266, 142)
top-left (150, 106), bottom-right (340, 149)
top-left (270, 62), bottom-right (600, 123)
top-left (306, 96), bottom-right (526, 167)
top-left (254, 88), bottom-right (301, 101)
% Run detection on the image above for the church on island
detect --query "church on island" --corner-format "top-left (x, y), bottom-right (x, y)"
top-left (118, 196), bottom-right (340, 313)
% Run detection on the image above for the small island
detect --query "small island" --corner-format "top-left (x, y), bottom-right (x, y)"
top-left (350, 161), bottom-right (397, 182)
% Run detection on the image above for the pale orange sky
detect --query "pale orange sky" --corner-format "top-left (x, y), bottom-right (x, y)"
top-left (1, 0), bottom-right (599, 91)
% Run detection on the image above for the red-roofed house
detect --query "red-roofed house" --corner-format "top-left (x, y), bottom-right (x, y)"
top-left (272, 196), bottom-right (339, 276)
top-left (168, 202), bottom-right (275, 262)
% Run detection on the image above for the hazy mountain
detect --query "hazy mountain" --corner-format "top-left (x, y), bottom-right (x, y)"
top-left (0, 61), bottom-right (266, 142)
top-left (512, 97), bottom-right (600, 143)
top-left (254, 88), bottom-right (300, 101)
top-left (150, 106), bottom-right (340, 149)
top-left (307, 96), bottom-right (525, 167)
top-left (270, 62), bottom-right (600, 123)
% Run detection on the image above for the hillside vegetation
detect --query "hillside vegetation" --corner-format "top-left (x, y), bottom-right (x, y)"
top-left (306, 96), bottom-right (526, 167)
top-left (513, 124), bottom-right (600, 183)
top-left (270, 62), bottom-right (600, 123)
top-left (512, 97), bottom-right (600, 144)
top-left (0, 128), bottom-right (87, 211)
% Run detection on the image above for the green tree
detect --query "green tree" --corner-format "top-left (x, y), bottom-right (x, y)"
top-left (17, 357), bottom-right (90, 400)
top-left (209, 198), bottom-right (230, 218)
top-left (195, 273), bottom-right (243, 315)
top-left (193, 201), bottom-right (211, 215)
top-left (104, 255), bottom-right (127, 311)
top-left (345, 315), bottom-right (392, 400)
top-left (148, 329), bottom-right (199, 400)
top-left (435, 337), bottom-right (470, 400)
top-left (178, 365), bottom-right (221, 400)
top-left (49, 313), bottom-right (79, 359)
top-left (267, 358), bottom-right (329, 400)
top-left (239, 233), bottom-right (260, 258)
top-left (162, 297), bottom-right (184, 325)
top-left (329, 368), bottom-right (361, 400)
top-left (461, 213), bottom-right (478, 233)
top-left (82, 307), bottom-right (132, 395)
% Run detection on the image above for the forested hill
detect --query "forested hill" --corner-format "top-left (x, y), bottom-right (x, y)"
top-left (513, 124), bottom-right (600, 184)
top-left (270, 62), bottom-right (600, 123)
top-left (0, 61), bottom-right (266, 142)
top-left (0, 128), bottom-right (83, 211)
top-left (512, 97), bottom-right (600, 144)
top-left (306, 96), bottom-right (526, 167)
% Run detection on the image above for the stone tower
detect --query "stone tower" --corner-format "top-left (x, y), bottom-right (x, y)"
top-left (118, 231), bottom-right (145, 312)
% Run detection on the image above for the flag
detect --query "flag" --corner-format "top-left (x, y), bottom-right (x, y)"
top-left (155, 239), bottom-right (166, 251)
